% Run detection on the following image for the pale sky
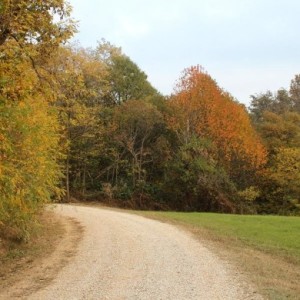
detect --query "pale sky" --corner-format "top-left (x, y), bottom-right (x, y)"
top-left (68, 0), bottom-right (300, 105)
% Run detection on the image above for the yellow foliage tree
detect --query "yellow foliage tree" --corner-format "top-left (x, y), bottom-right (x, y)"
top-left (268, 147), bottom-right (300, 205)
top-left (0, 0), bottom-right (75, 240)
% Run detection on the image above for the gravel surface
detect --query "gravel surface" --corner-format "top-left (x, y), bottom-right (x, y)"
top-left (28, 204), bottom-right (261, 299)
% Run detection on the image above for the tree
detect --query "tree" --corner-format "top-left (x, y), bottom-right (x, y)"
top-left (269, 147), bottom-right (300, 199)
top-left (0, 0), bottom-right (75, 240)
top-left (290, 74), bottom-right (300, 112)
top-left (0, 0), bottom-right (75, 48)
top-left (163, 66), bottom-right (267, 212)
top-left (250, 75), bottom-right (300, 121)
top-left (95, 40), bottom-right (158, 105)
top-left (249, 75), bottom-right (300, 214)
top-left (254, 112), bottom-right (300, 213)
top-left (257, 111), bottom-right (300, 150)
top-left (162, 136), bottom-right (236, 212)
top-left (256, 147), bottom-right (300, 213)
top-left (170, 66), bottom-right (267, 173)
top-left (249, 91), bottom-right (274, 122)
top-left (107, 100), bottom-right (164, 191)
top-left (0, 97), bottom-right (63, 240)
top-left (46, 46), bottom-right (107, 200)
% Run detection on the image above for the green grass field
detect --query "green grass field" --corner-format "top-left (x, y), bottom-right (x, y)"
top-left (141, 212), bottom-right (300, 261)
top-left (138, 211), bottom-right (300, 299)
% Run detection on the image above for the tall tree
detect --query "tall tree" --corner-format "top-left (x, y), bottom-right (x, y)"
top-left (46, 46), bottom-right (107, 200)
top-left (100, 100), bottom-right (165, 200)
top-left (0, 0), bottom-right (75, 239)
top-left (170, 66), bottom-right (266, 172)
top-left (165, 66), bottom-right (267, 211)
top-left (95, 40), bottom-right (158, 105)
top-left (249, 74), bottom-right (300, 214)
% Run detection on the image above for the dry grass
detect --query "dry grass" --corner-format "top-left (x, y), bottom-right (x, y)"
top-left (0, 210), bottom-right (64, 287)
top-left (0, 207), bottom-right (83, 298)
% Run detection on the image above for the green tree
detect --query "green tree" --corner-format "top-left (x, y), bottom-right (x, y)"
top-left (249, 91), bottom-right (274, 122)
top-left (95, 40), bottom-right (158, 105)
top-left (162, 136), bottom-right (236, 212)
top-left (250, 82), bottom-right (297, 122)
top-left (105, 100), bottom-right (164, 195)
top-left (290, 74), bottom-right (300, 112)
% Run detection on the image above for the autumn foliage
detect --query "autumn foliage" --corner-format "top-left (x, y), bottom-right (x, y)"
top-left (249, 85), bottom-right (300, 213)
top-left (169, 66), bottom-right (267, 171)
top-left (0, 0), bottom-right (75, 240)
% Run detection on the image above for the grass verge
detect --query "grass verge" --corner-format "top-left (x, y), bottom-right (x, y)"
top-left (137, 211), bottom-right (300, 300)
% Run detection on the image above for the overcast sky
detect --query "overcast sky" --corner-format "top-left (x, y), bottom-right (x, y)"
top-left (68, 0), bottom-right (300, 105)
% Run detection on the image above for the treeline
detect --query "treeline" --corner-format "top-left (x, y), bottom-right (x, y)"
top-left (1, 1), bottom-right (299, 241)
top-left (250, 82), bottom-right (300, 213)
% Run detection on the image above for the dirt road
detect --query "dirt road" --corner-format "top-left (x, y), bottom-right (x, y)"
top-left (3, 205), bottom-right (262, 299)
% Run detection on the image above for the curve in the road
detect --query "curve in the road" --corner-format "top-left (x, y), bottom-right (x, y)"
top-left (8, 205), bottom-right (262, 299)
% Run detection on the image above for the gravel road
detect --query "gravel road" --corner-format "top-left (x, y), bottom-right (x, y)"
top-left (27, 205), bottom-right (261, 299)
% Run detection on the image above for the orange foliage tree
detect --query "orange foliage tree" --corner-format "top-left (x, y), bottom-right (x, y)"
top-left (169, 66), bottom-right (267, 173)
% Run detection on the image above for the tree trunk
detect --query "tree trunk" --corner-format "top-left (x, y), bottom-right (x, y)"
top-left (82, 162), bottom-right (86, 198)
top-left (66, 153), bottom-right (70, 202)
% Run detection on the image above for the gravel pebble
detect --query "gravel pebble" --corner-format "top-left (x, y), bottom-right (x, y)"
top-left (29, 204), bottom-right (263, 300)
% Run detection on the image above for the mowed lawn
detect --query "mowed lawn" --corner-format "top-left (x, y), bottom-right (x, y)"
top-left (141, 212), bottom-right (300, 261)
top-left (138, 211), bottom-right (300, 299)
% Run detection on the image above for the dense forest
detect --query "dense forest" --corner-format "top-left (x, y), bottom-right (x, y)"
top-left (1, 0), bottom-right (299, 241)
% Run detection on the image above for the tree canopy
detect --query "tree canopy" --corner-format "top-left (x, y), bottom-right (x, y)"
top-left (0, 0), bottom-right (76, 240)
top-left (249, 78), bottom-right (300, 213)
